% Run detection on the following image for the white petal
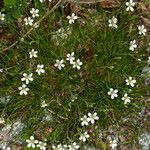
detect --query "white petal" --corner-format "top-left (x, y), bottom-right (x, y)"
top-left (67, 16), bottom-right (71, 19)
top-left (30, 136), bottom-right (34, 140)
top-left (91, 119), bottom-right (95, 124)
top-left (20, 91), bottom-right (23, 95)
top-left (26, 139), bottom-right (30, 143)
top-left (27, 143), bottom-right (32, 148)
top-left (35, 140), bottom-right (39, 144)
top-left (32, 144), bottom-right (35, 148)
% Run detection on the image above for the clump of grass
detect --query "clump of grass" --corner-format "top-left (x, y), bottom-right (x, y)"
top-left (0, 0), bottom-right (149, 149)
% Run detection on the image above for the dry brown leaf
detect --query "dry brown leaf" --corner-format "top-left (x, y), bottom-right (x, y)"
top-left (69, 2), bottom-right (84, 14)
top-left (67, 0), bottom-right (101, 4)
top-left (141, 17), bottom-right (150, 28)
top-left (44, 127), bottom-right (53, 134)
top-left (67, 0), bottom-right (120, 8)
top-left (137, 2), bottom-right (150, 15)
top-left (0, 33), bottom-right (16, 43)
top-left (10, 144), bottom-right (23, 150)
top-left (85, 48), bottom-right (94, 62)
top-left (99, 0), bottom-right (120, 8)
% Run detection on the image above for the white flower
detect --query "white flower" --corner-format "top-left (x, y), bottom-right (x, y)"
top-left (37, 141), bottom-right (47, 150)
top-left (148, 57), bottom-right (150, 65)
top-left (26, 136), bottom-right (39, 148)
top-left (126, 0), bottom-right (136, 12)
top-left (108, 88), bottom-right (118, 99)
top-left (52, 144), bottom-right (63, 150)
top-left (0, 12), bottom-right (5, 21)
top-left (125, 76), bottom-right (136, 87)
top-left (0, 117), bottom-right (5, 124)
top-left (41, 100), bottom-right (47, 108)
top-left (87, 112), bottom-right (99, 124)
top-left (67, 13), bottom-right (78, 24)
top-left (110, 139), bottom-right (117, 149)
top-left (79, 131), bottom-right (90, 142)
top-left (108, 16), bottom-right (118, 28)
top-left (129, 40), bottom-right (137, 51)
top-left (24, 17), bottom-right (34, 26)
top-left (18, 84), bottom-right (29, 95)
top-left (138, 25), bottom-right (147, 36)
top-left (30, 8), bottom-right (39, 18)
top-left (121, 93), bottom-right (131, 104)
top-left (21, 73), bottom-right (33, 84)
top-left (36, 64), bottom-right (45, 75)
top-left (72, 59), bottom-right (83, 70)
top-left (54, 59), bottom-right (65, 70)
top-left (29, 49), bottom-right (38, 58)
top-left (68, 142), bottom-right (79, 150)
top-left (66, 52), bottom-right (75, 64)
top-left (80, 115), bottom-right (89, 126)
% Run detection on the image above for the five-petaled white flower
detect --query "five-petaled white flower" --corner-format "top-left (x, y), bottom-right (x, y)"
top-left (26, 136), bottom-right (39, 148)
top-left (37, 141), bottom-right (47, 150)
top-left (24, 17), bottom-right (34, 26)
top-left (138, 25), bottom-right (147, 36)
top-left (67, 13), bottom-right (78, 24)
top-left (80, 115), bottom-right (89, 126)
top-left (79, 131), bottom-right (90, 142)
top-left (87, 112), bottom-right (99, 124)
top-left (108, 88), bottom-right (118, 99)
top-left (110, 139), bottom-right (117, 149)
top-left (54, 59), bottom-right (65, 70)
top-left (0, 12), bottom-right (5, 21)
top-left (66, 52), bottom-right (75, 64)
top-left (108, 16), bottom-right (118, 29)
top-left (68, 142), bottom-right (79, 150)
top-left (36, 64), bottom-right (45, 75)
top-left (72, 59), bottom-right (83, 70)
top-left (125, 76), bottom-right (136, 87)
top-left (129, 40), bottom-right (137, 51)
top-left (30, 8), bottom-right (39, 18)
top-left (41, 100), bottom-right (47, 108)
top-left (21, 73), bottom-right (33, 84)
top-left (121, 93), bottom-right (131, 104)
top-left (126, 0), bottom-right (136, 12)
top-left (29, 49), bottom-right (38, 58)
top-left (18, 84), bottom-right (29, 95)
